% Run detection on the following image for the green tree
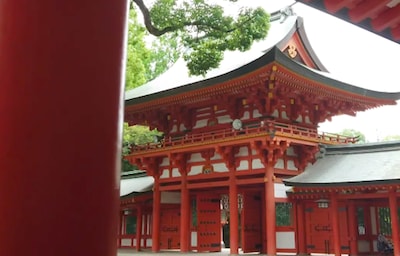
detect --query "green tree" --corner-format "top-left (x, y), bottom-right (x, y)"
top-left (339, 129), bottom-right (366, 144)
top-left (382, 134), bottom-right (400, 141)
top-left (122, 123), bottom-right (163, 172)
top-left (125, 9), bottom-right (152, 90)
top-left (132, 0), bottom-right (270, 76)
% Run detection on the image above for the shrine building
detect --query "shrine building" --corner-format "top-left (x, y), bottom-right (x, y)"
top-left (120, 9), bottom-right (400, 256)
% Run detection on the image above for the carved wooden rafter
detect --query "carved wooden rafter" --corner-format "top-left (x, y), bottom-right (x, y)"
top-left (215, 146), bottom-right (240, 170)
top-left (251, 139), bottom-right (290, 167)
top-left (134, 157), bottom-right (161, 177)
top-left (293, 144), bottom-right (320, 171)
top-left (169, 153), bottom-right (188, 176)
top-left (225, 96), bottom-right (245, 120)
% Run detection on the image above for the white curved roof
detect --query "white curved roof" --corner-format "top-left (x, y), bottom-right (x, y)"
top-left (125, 14), bottom-right (299, 100)
top-left (120, 176), bottom-right (154, 197)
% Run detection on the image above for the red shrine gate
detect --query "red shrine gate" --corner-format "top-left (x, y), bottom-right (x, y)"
top-left (196, 194), bottom-right (221, 252)
top-left (122, 9), bottom-right (400, 255)
top-left (241, 192), bottom-right (263, 253)
top-left (305, 202), bottom-right (349, 254)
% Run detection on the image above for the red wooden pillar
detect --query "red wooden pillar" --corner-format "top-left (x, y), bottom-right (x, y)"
top-left (180, 174), bottom-right (190, 252)
top-left (118, 211), bottom-right (124, 247)
top-left (136, 206), bottom-right (143, 251)
top-left (389, 190), bottom-right (400, 256)
top-left (347, 202), bottom-right (358, 256)
top-left (265, 163), bottom-right (276, 256)
top-left (331, 193), bottom-right (341, 256)
top-left (296, 201), bottom-right (307, 255)
top-left (143, 213), bottom-right (148, 248)
top-left (0, 1), bottom-right (127, 256)
top-left (152, 175), bottom-right (161, 252)
top-left (229, 176), bottom-right (239, 255)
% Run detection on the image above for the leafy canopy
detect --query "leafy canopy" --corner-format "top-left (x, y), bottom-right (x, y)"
top-left (132, 0), bottom-right (270, 76)
top-left (339, 129), bottom-right (366, 144)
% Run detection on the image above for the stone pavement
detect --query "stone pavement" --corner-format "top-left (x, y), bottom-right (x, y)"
top-left (117, 248), bottom-right (232, 255)
top-left (117, 248), bottom-right (303, 255)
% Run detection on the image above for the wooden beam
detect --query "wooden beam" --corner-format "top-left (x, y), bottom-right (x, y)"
top-left (371, 4), bottom-right (400, 31)
top-left (348, 0), bottom-right (387, 23)
top-left (324, 0), bottom-right (354, 13)
top-left (391, 25), bottom-right (400, 40)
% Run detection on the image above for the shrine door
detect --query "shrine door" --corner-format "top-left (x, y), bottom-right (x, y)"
top-left (197, 193), bottom-right (221, 252)
top-left (305, 204), bottom-right (349, 254)
top-left (241, 192), bottom-right (262, 252)
top-left (160, 206), bottom-right (180, 249)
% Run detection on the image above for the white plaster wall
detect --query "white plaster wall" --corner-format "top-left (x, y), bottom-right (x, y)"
top-left (275, 183), bottom-right (289, 198)
top-left (214, 163), bottom-right (228, 173)
top-left (146, 239), bottom-right (152, 246)
top-left (243, 110), bottom-right (250, 119)
top-left (252, 159), bottom-right (264, 169)
top-left (217, 114), bottom-right (232, 124)
top-left (287, 160), bottom-right (297, 171)
top-left (237, 146), bottom-right (249, 156)
top-left (189, 153), bottom-right (204, 162)
top-left (121, 238), bottom-right (132, 247)
top-left (193, 119), bottom-right (208, 129)
top-left (171, 168), bottom-right (181, 177)
top-left (275, 159), bottom-right (284, 169)
top-left (276, 231), bottom-right (295, 249)
top-left (191, 231), bottom-right (197, 247)
top-left (160, 169), bottom-right (169, 179)
top-left (189, 166), bottom-right (202, 176)
top-left (271, 109), bottom-right (279, 118)
top-left (253, 109), bottom-right (262, 118)
top-left (161, 192), bottom-right (181, 203)
top-left (281, 111), bottom-right (288, 120)
top-left (237, 160), bottom-right (249, 171)
top-left (160, 157), bottom-right (169, 166)
top-left (286, 147), bottom-right (295, 156)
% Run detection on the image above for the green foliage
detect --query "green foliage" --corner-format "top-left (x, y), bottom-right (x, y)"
top-left (122, 123), bottom-right (163, 172)
top-left (382, 134), bottom-right (400, 141)
top-left (133, 0), bottom-right (271, 76)
top-left (339, 129), bottom-right (366, 144)
top-left (125, 9), bottom-right (152, 90)
top-left (147, 33), bottom-right (180, 80)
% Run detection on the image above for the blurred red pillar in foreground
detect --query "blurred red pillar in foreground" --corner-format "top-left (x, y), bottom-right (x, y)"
top-left (0, 0), bottom-right (128, 255)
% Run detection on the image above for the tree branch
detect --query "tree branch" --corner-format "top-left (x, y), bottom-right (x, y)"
top-left (132, 0), bottom-right (180, 36)
top-left (132, 0), bottom-right (256, 37)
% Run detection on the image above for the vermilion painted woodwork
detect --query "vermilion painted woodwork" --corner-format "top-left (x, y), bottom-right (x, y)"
top-left (265, 163), bottom-right (277, 256)
top-left (0, 1), bottom-right (126, 255)
top-left (324, 0), bottom-right (355, 13)
top-left (330, 194), bottom-right (341, 256)
top-left (389, 191), bottom-right (400, 256)
top-left (136, 206), bottom-right (143, 251)
top-left (196, 194), bottom-right (221, 252)
top-left (282, 34), bottom-right (318, 70)
top-left (371, 5), bottom-right (400, 32)
top-left (241, 192), bottom-right (262, 252)
top-left (296, 202), bottom-right (307, 254)
top-left (152, 175), bottom-right (161, 252)
top-left (348, 0), bottom-right (386, 23)
top-left (180, 172), bottom-right (190, 252)
top-left (347, 203), bottom-right (358, 256)
top-left (229, 176), bottom-right (240, 255)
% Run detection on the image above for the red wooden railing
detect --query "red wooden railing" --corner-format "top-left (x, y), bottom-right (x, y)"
top-left (130, 121), bottom-right (357, 153)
